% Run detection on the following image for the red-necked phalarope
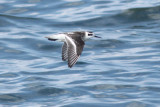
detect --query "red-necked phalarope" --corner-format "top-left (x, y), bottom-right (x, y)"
top-left (45, 31), bottom-right (101, 68)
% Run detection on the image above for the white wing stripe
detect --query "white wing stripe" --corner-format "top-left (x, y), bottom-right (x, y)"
top-left (65, 36), bottom-right (81, 68)
top-left (65, 36), bottom-right (77, 54)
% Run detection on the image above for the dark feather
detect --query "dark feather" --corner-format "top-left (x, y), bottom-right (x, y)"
top-left (65, 35), bottom-right (84, 68)
top-left (67, 32), bottom-right (85, 56)
top-left (62, 42), bottom-right (68, 61)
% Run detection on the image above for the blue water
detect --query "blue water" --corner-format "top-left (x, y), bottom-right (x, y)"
top-left (0, 0), bottom-right (160, 106)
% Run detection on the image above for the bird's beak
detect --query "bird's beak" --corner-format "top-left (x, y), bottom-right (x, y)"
top-left (94, 35), bottom-right (101, 38)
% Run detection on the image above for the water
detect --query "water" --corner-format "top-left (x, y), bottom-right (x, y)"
top-left (0, 0), bottom-right (160, 106)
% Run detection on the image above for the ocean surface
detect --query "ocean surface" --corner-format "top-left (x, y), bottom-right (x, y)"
top-left (0, 0), bottom-right (160, 107)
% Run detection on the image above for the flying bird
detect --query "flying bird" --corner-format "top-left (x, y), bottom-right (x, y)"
top-left (45, 31), bottom-right (101, 68)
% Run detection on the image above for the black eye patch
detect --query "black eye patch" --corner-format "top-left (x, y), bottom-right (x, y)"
top-left (88, 34), bottom-right (93, 36)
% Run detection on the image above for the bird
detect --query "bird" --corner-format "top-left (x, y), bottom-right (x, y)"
top-left (45, 31), bottom-right (101, 68)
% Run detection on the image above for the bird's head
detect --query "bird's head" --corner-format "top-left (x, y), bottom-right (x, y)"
top-left (84, 31), bottom-right (101, 40)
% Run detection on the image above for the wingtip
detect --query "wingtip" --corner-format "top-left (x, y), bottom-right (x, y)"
top-left (68, 65), bottom-right (73, 68)
top-left (68, 62), bottom-right (75, 68)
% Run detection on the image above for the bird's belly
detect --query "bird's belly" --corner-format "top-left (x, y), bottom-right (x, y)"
top-left (54, 34), bottom-right (66, 42)
top-left (46, 34), bottom-right (66, 42)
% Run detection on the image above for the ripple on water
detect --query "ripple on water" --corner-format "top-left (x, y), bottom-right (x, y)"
top-left (0, 0), bottom-right (160, 107)
top-left (37, 87), bottom-right (68, 96)
top-left (0, 94), bottom-right (24, 103)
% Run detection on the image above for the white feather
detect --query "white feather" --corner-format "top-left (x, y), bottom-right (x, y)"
top-left (65, 36), bottom-right (77, 53)
top-left (45, 34), bottom-right (66, 42)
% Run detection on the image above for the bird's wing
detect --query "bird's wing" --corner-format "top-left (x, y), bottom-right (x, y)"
top-left (68, 33), bottom-right (85, 56)
top-left (62, 42), bottom-right (68, 61)
top-left (65, 36), bottom-right (84, 68)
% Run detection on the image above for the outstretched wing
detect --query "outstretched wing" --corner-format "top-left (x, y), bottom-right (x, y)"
top-left (65, 36), bottom-right (84, 68)
top-left (62, 42), bottom-right (68, 61)
top-left (68, 32), bottom-right (85, 56)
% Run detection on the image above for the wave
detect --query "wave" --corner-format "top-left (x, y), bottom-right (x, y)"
top-left (51, 5), bottom-right (160, 28)
top-left (1, 5), bottom-right (160, 28)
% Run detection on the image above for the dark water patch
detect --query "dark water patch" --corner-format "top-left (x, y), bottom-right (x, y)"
top-left (5, 8), bottom-right (27, 15)
top-left (22, 76), bottom-right (53, 82)
top-left (76, 61), bottom-right (89, 65)
top-left (130, 25), bottom-right (151, 29)
top-left (63, 1), bottom-right (85, 7)
top-left (83, 84), bottom-right (160, 98)
top-left (37, 87), bottom-right (67, 96)
top-left (129, 21), bottom-right (160, 35)
top-left (91, 69), bottom-right (128, 76)
top-left (28, 62), bottom-right (61, 69)
top-left (93, 0), bottom-right (112, 5)
top-left (0, 14), bottom-right (42, 22)
top-left (89, 39), bottom-right (133, 56)
top-left (143, 42), bottom-right (160, 49)
top-left (126, 102), bottom-right (147, 107)
top-left (0, 94), bottom-right (24, 103)
top-left (93, 93), bottom-right (130, 99)
top-left (63, 103), bottom-right (114, 107)
top-left (101, 53), bottom-right (156, 62)
top-left (140, 86), bottom-right (160, 92)
top-left (51, 5), bottom-right (160, 28)
top-left (133, 60), bottom-right (160, 66)
top-left (49, 16), bottom-right (115, 28)
top-left (0, 73), bottom-right (19, 78)
top-left (22, 82), bottom-right (46, 91)
top-left (0, 15), bottom-right (16, 27)
top-left (0, 44), bottom-right (32, 60)
top-left (95, 39), bottom-right (127, 48)
top-left (84, 39), bottom-right (128, 55)
top-left (20, 68), bottom-right (72, 76)
top-left (67, 80), bottom-right (89, 85)
top-left (85, 84), bottom-right (139, 91)
top-left (0, 47), bottom-right (38, 60)
top-left (11, 32), bottom-right (37, 37)
top-left (0, 14), bottom-right (51, 28)
top-left (114, 5), bottom-right (160, 23)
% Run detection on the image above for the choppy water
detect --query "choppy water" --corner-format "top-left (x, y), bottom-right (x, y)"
top-left (0, 0), bottom-right (160, 107)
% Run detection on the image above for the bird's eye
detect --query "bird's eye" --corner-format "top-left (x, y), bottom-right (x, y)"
top-left (88, 34), bottom-right (92, 36)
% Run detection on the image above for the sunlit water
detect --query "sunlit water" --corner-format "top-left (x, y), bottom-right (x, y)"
top-left (0, 0), bottom-right (160, 107)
